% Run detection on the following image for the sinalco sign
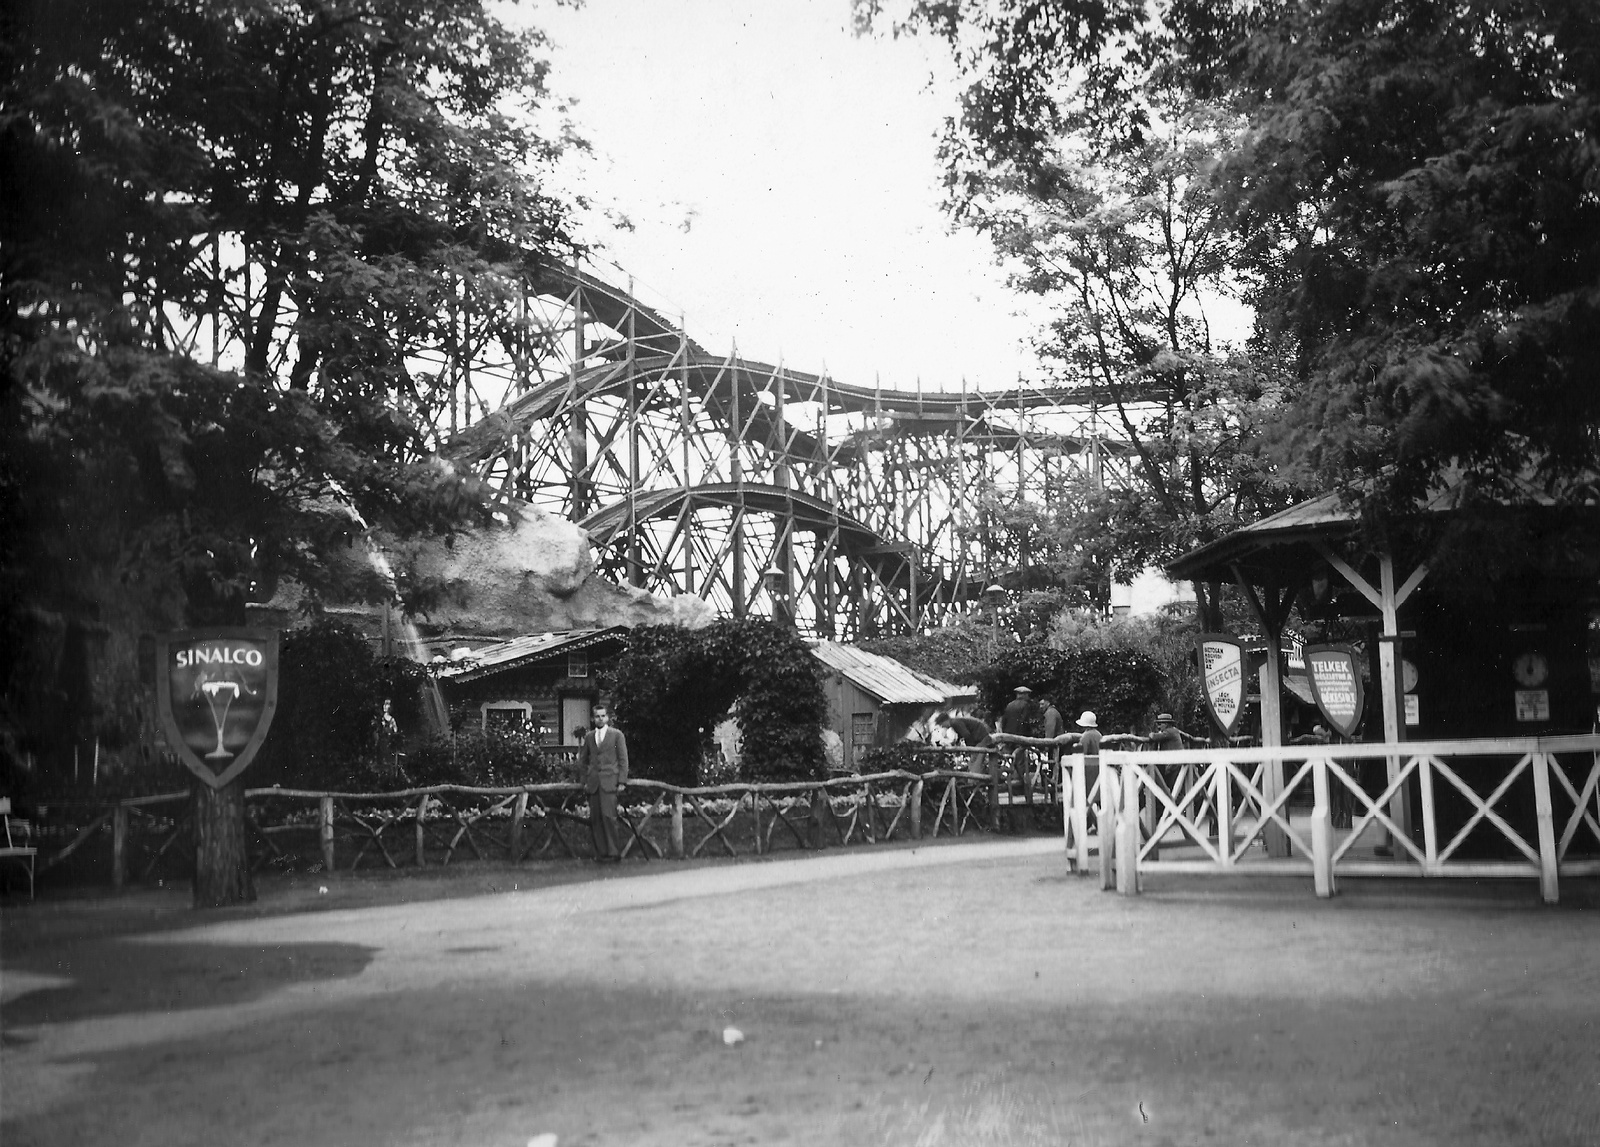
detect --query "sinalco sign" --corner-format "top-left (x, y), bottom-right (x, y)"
top-left (1304, 644), bottom-right (1365, 739)
top-left (1198, 634), bottom-right (1246, 738)
top-left (156, 629), bottom-right (279, 789)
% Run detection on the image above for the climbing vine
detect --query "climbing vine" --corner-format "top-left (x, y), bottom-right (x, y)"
top-left (610, 618), bottom-right (827, 785)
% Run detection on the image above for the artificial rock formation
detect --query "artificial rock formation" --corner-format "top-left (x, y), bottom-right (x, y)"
top-left (252, 500), bottom-right (712, 644)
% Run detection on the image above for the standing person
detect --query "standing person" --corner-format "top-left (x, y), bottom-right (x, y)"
top-left (1039, 695), bottom-right (1066, 792)
top-left (1000, 685), bottom-right (1039, 780)
top-left (1000, 686), bottom-right (1039, 830)
top-left (1039, 696), bottom-right (1065, 741)
top-left (577, 703), bottom-right (629, 863)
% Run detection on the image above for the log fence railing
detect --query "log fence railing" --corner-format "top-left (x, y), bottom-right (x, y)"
top-left (1057, 735), bottom-right (1600, 903)
top-left (19, 762), bottom-right (1009, 889)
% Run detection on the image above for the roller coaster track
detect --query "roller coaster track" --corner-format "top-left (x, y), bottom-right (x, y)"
top-left (159, 242), bottom-right (1144, 638)
top-left (434, 263), bottom-right (1143, 638)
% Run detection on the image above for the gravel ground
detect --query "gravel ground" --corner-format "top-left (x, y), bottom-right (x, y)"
top-left (3, 837), bottom-right (1598, 1147)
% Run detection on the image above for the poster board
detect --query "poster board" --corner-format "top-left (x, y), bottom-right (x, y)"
top-left (155, 629), bottom-right (279, 789)
top-left (1304, 644), bottom-right (1364, 739)
top-left (1198, 635), bottom-right (1246, 738)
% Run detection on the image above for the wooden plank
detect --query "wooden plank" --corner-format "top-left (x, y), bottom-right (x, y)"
top-left (1531, 751), bottom-right (1560, 904)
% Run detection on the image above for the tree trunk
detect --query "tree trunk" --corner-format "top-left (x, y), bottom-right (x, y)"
top-left (192, 780), bottom-right (255, 908)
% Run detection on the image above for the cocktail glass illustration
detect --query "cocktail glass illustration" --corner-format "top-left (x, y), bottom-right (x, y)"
top-left (201, 680), bottom-right (241, 760)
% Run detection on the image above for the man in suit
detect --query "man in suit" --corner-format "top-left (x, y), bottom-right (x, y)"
top-left (577, 703), bottom-right (629, 862)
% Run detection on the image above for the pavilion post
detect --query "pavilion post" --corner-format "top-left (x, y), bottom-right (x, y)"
top-left (1255, 648), bottom-right (1290, 858)
top-left (1234, 570), bottom-right (1292, 858)
top-left (1377, 555), bottom-right (1414, 847)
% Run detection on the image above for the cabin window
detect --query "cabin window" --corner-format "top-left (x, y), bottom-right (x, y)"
top-left (482, 701), bottom-right (533, 733)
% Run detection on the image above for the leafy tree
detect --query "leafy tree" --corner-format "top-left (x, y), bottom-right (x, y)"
top-left (861, 0), bottom-right (1600, 580)
top-left (2, 0), bottom-right (579, 777)
top-left (1209, 1), bottom-right (1600, 527)
top-left (2, 0), bottom-right (580, 901)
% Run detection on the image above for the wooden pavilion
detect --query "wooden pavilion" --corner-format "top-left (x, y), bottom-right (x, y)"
top-left (1166, 482), bottom-right (1600, 859)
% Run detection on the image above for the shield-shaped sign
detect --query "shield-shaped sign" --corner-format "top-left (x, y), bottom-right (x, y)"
top-left (1198, 634), bottom-right (1246, 738)
top-left (1304, 644), bottom-right (1364, 738)
top-left (156, 628), bottom-right (279, 789)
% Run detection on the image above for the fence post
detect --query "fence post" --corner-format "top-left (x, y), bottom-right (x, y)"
top-left (1531, 751), bottom-right (1560, 904)
top-left (1311, 755), bottom-right (1334, 899)
top-left (910, 777), bottom-right (923, 840)
top-left (1216, 756), bottom-right (1233, 867)
top-left (1116, 762), bottom-right (1140, 895)
top-left (1099, 759), bottom-right (1116, 891)
top-left (510, 791), bottom-right (528, 862)
top-left (670, 791), bottom-right (685, 859)
top-left (319, 796), bottom-right (335, 873)
top-left (112, 804), bottom-right (129, 889)
top-left (1418, 754), bottom-right (1438, 871)
top-left (415, 793), bottom-right (428, 867)
top-left (751, 787), bottom-right (762, 855)
top-left (1071, 754), bottom-right (1089, 873)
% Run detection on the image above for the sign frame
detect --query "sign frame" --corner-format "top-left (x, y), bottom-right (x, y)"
top-left (1198, 634), bottom-right (1247, 739)
top-left (1304, 643), bottom-right (1365, 739)
top-left (155, 628), bottom-right (279, 790)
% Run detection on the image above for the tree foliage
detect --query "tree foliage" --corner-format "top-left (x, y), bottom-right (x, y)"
top-left (2, 0), bottom-right (579, 773)
top-left (860, 0), bottom-right (1600, 581)
top-left (609, 619), bottom-right (828, 786)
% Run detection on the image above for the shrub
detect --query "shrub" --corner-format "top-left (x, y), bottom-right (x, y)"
top-left (610, 618), bottom-right (827, 785)
top-left (854, 741), bottom-right (941, 776)
top-left (252, 619), bottom-right (425, 790)
top-left (403, 727), bottom-right (568, 789)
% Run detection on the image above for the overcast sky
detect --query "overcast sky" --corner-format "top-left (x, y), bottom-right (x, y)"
top-left (527, 0), bottom-right (1047, 391)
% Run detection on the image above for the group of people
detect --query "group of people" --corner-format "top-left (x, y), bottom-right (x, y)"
top-left (932, 687), bottom-right (1203, 757)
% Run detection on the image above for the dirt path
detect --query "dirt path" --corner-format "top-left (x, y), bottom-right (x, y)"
top-left (3, 840), bottom-right (1598, 1146)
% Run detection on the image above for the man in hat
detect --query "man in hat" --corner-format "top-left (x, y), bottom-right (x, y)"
top-left (1145, 712), bottom-right (1197, 754)
top-left (999, 686), bottom-right (1040, 831)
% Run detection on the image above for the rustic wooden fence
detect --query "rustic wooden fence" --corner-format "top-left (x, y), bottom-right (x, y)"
top-left (17, 752), bottom-right (1021, 890)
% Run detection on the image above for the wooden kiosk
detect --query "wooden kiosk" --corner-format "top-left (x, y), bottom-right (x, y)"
top-left (1166, 484), bottom-right (1600, 866)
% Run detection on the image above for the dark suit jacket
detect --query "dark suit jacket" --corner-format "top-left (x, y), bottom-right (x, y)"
top-left (578, 726), bottom-right (629, 794)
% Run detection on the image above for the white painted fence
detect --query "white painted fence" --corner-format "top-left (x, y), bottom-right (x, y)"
top-left (1059, 736), bottom-right (1600, 903)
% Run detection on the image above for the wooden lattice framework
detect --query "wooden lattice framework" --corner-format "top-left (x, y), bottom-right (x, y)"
top-left (156, 238), bottom-right (1155, 636)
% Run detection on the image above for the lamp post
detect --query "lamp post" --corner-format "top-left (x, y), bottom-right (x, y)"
top-left (983, 583), bottom-right (1005, 627)
top-left (763, 566), bottom-right (793, 630)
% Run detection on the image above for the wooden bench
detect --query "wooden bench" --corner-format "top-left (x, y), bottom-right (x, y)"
top-left (1, 797), bottom-right (37, 899)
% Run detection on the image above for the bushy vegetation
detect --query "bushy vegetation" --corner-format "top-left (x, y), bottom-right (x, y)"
top-left (402, 727), bottom-right (569, 790)
top-left (251, 620), bottom-right (425, 791)
top-left (610, 618), bottom-right (827, 786)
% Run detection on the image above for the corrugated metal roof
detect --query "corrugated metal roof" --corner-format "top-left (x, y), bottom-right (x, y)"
top-left (809, 641), bottom-right (976, 706)
top-left (436, 627), bottom-right (629, 683)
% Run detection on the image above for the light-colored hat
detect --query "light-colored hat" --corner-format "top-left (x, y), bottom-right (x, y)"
top-left (1076, 710), bottom-right (1098, 728)
top-left (1013, 685), bottom-right (1032, 694)
top-left (1155, 712), bottom-right (1174, 723)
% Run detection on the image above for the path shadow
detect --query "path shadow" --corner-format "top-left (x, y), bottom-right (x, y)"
top-left (1, 938), bottom-right (374, 1026)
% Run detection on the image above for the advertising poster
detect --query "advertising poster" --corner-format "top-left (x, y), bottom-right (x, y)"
top-left (1305, 644), bottom-right (1364, 738)
top-left (1199, 635), bottom-right (1246, 738)
top-left (156, 629), bottom-right (280, 789)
